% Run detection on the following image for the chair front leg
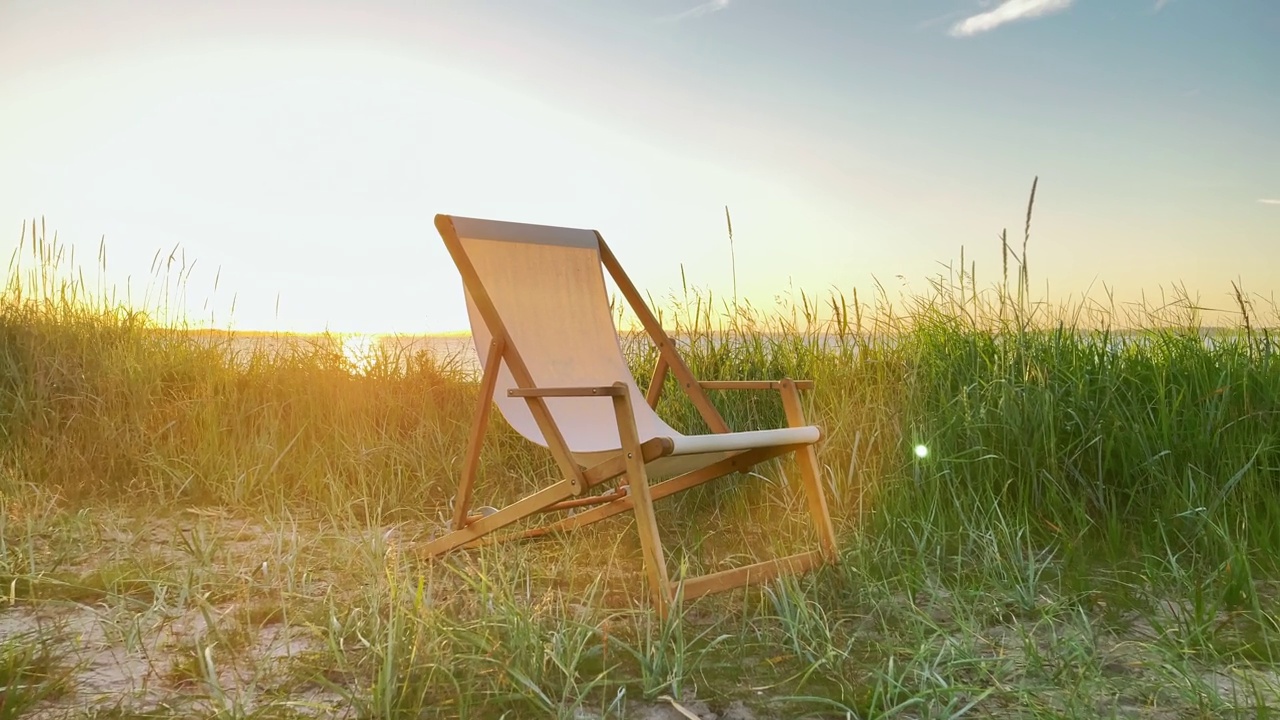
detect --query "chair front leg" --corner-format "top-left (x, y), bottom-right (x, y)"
top-left (609, 382), bottom-right (673, 617)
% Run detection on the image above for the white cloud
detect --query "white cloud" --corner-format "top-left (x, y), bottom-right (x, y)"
top-left (949, 0), bottom-right (1074, 37)
top-left (1153, 0), bottom-right (1173, 10)
top-left (1259, 199), bottom-right (1280, 206)
top-left (662, 0), bottom-right (732, 23)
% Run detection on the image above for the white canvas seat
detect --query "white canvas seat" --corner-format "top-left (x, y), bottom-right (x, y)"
top-left (422, 214), bottom-right (839, 616)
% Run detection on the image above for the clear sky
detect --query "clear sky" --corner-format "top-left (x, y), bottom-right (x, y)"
top-left (1, 0), bottom-right (1277, 333)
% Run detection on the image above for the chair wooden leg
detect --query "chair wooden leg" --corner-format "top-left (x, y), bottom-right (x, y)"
top-left (452, 338), bottom-right (505, 530)
top-left (611, 385), bottom-right (672, 617)
top-left (432, 375), bottom-right (833, 609)
top-left (779, 379), bottom-right (839, 558)
top-left (645, 356), bottom-right (669, 409)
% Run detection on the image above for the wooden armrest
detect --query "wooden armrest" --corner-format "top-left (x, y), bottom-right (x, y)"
top-left (699, 380), bottom-right (815, 391)
top-left (508, 385), bottom-right (627, 398)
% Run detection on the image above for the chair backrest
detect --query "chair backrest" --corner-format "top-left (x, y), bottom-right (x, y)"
top-left (438, 215), bottom-right (683, 454)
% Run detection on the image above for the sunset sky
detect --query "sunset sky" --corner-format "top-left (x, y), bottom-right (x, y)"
top-left (1, 0), bottom-right (1277, 333)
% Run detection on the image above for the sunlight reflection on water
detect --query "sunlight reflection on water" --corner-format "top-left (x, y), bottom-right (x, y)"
top-left (338, 333), bottom-right (379, 373)
top-left (202, 333), bottom-right (481, 376)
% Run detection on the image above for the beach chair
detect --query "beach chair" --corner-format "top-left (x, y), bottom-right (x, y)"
top-left (423, 214), bottom-right (838, 616)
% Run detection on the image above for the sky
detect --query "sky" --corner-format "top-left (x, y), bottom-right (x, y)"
top-left (1, 0), bottom-right (1277, 334)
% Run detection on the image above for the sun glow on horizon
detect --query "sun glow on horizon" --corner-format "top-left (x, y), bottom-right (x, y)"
top-left (338, 332), bottom-right (381, 373)
top-left (3, 1), bottom-right (1277, 338)
top-left (0, 38), bottom-right (734, 337)
top-left (1, 16), bottom-right (881, 338)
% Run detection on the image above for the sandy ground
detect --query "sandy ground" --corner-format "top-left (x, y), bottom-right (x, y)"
top-left (3, 510), bottom-right (1279, 718)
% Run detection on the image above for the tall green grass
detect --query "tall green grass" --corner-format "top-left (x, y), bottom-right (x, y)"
top-left (4, 195), bottom-right (1280, 717)
top-left (3, 210), bottom-right (1278, 554)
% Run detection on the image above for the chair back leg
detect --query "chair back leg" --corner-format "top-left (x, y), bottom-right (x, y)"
top-left (779, 379), bottom-right (839, 557)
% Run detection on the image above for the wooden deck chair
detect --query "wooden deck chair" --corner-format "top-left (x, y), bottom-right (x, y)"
top-left (423, 214), bottom-right (839, 617)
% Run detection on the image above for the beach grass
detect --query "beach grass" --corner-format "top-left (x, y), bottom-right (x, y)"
top-left (2, 198), bottom-right (1279, 717)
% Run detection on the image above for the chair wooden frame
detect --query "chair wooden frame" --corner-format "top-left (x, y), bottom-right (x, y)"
top-left (421, 214), bottom-right (839, 617)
